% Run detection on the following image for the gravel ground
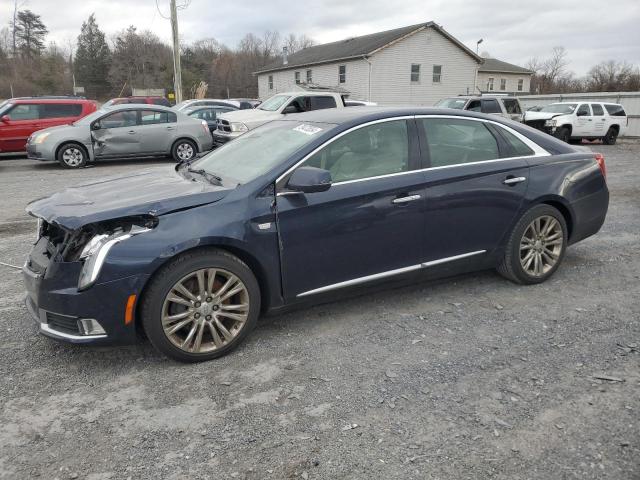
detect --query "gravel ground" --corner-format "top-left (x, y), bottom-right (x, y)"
top-left (0, 145), bottom-right (638, 480)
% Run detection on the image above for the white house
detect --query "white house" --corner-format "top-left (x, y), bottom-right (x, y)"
top-left (255, 22), bottom-right (483, 106)
top-left (476, 58), bottom-right (533, 94)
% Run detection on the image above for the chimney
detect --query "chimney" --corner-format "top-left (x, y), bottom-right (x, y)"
top-left (282, 46), bottom-right (289, 66)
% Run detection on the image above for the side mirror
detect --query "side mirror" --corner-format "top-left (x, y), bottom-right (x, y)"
top-left (282, 105), bottom-right (299, 115)
top-left (0, 115), bottom-right (10, 123)
top-left (91, 122), bottom-right (102, 131)
top-left (287, 166), bottom-right (332, 193)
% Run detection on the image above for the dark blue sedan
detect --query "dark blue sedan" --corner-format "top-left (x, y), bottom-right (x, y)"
top-left (23, 108), bottom-right (609, 362)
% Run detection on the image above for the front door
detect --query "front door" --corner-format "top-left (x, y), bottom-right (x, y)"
top-left (417, 117), bottom-right (531, 262)
top-left (573, 103), bottom-right (594, 136)
top-left (590, 103), bottom-right (608, 135)
top-left (92, 110), bottom-right (141, 158)
top-left (276, 119), bottom-right (426, 299)
top-left (0, 103), bottom-right (43, 152)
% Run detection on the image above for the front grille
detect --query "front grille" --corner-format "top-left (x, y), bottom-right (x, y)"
top-left (525, 120), bottom-right (552, 134)
top-left (46, 312), bottom-right (81, 335)
top-left (216, 119), bottom-right (232, 133)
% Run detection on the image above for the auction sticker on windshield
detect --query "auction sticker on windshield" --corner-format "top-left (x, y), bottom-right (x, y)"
top-left (293, 124), bottom-right (323, 135)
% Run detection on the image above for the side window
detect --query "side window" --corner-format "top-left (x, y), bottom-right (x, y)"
top-left (500, 78), bottom-right (507, 91)
top-left (7, 104), bottom-right (40, 120)
top-left (421, 118), bottom-right (499, 167)
top-left (294, 71), bottom-right (300, 84)
top-left (591, 104), bottom-right (604, 116)
top-left (411, 64), bottom-right (421, 82)
top-left (302, 120), bottom-right (409, 183)
top-left (289, 97), bottom-right (310, 112)
top-left (466, 100), bottom-right (481, 112)
top-left (497, 127), bottom-right (535, 157)
top-left (488, 78), bottom-right (494, 91)
top-left (309, 96), bottom-right (337, 110)
top-left (99, 111), bottom-right (138, 128)
top-left (502, 99), bottom-right (522, 114)
top-left (268, 75), bottom-right (273, 90)
top-left (432, 65), bottom-right (442, 83)
top-left (140, 110), bottom-right (170, 125)
top-left (338, 65), bottom-right (346, 83)
top-left (306, 70), bottom-right (313, 83)
top-left (604, 104), bottom-right (626, 116)
top-left (481, 99), bottom-right (501, 114)
top-left (41, 103), bottom-right (83, 118)
top-left (576, 104), bottom-right (591, 116)
top-left (517, 79), bottom-right (524, 91)
top-left (152, 98), bottom-right (170, 106)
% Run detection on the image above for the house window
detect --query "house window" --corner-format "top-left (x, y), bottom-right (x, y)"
top-left (295, 72), bottom-right (300, 84)
top-left (500, 78), bottom-right (507, 91)
top-left (517, 78), bottom-right (524, 91)
top-left (488, 77), bottom-right (494, 91)
top-left (339, 65), bottom-right (346, 83)
top-left (432, 65), bottom-right (442, 83)
top-left (268, 75), bottom-right (273, 90)
top-left (411, 64), bottom-right (421, 82)
top-left (306, 70), bottom-right (313, 83)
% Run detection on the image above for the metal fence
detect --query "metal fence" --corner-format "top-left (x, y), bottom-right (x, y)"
top-left (518, 91), bottom-right (640, 137)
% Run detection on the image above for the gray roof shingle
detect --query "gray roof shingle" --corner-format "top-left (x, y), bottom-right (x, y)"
top-left (478, 58), bottom-right (533, 74)
top-left (256, 22), bottom-right (481, 74)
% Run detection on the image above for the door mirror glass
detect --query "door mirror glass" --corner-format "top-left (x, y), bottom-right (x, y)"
top-left (0, 115), bottom-right (10, 123)
top-left (287, 166), bottom-right (332, 193)
top-left (282, 105), bottom-right (299, 115)
top-left (91, 121), bottom-right (102, 131)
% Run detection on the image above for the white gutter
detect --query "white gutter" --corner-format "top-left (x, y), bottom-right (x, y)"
top-left (362, 56), bottom-right (373, 102)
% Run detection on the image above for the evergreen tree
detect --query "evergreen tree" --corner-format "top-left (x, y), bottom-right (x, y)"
top-left (13, 10), bottom-right (48, 59)
top-left (74, 14), bottom-right (111, 99)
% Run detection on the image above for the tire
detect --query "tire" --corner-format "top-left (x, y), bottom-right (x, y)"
top-left (140, 249), bottom-right (261, 362)
top-left (556, 127), bottom-right (571, 143)
top-left (57, 143), bottom-right (88, 168)
top-left (171, 138), bottom-right (197, 162)
top-left (497, 204), bottom-right (568, 285)
top-left (603, 127), bottom-right (618, 145)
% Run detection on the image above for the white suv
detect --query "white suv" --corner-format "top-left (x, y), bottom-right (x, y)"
top-left (524, 102), bottom-right (627, 144)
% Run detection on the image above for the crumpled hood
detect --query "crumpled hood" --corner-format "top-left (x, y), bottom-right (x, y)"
top-left (219, 109), bottom-right (281, 128)
top-left (524, 111), bottom-right (564, 122)
top-left (27, 167), bottom-right (231, 230)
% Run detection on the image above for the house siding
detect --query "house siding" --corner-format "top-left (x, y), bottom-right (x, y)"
top-left (477, 72), bottom-right (531, 94)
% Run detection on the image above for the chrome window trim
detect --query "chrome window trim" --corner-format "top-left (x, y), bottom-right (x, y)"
top-left (275, 114), bottom-right (549, 194)
top-left (297, 250), bottom-right (486, 298)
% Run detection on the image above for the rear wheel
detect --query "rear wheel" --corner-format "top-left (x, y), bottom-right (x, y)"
top-left (57, 143), bottom-right (87, 168)
top-left (603, 127), bottom-right (618, 145)
top-left (141, 249), bottom-right (260, 362)
top-left (556, 127), bottom-right (571, 143)
top-left (497, 204), bottom-right (568, 285)
top-left (172, 139), bottom-right (197, 162)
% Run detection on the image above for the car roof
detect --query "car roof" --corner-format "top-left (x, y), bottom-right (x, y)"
top-left (271, 91), bottom-right (343, 97)
top-left (8, 97), bottom-right (92, 104)
top-left (101, 103), bottom-right (175, 112)
top-left (448, 96), bottom-right (519, 100)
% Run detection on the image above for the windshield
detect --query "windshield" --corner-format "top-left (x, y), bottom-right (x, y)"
top-left (174, 100), bottom-right (194, 110)
top-left (540, 103), bottom-right (577, 114)
top-left (436, 98), bottom-right (468, 109)
top-left (258, 95), bottom-right (291, 112)
top-left (0, 101), bottom-right (12, 116)
top-left (73, 108), bottom-right (108, 126)
top-left (190, 120), bottom-right (334, 184)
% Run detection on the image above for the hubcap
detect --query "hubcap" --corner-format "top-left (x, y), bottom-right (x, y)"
top-left (161, 268), bottom-right (249, 353)
top-left (62, 148), bottom-right (83, 166)
top-left (520, 215), bottom-right (563, 277)
top-left (176, 143), bottom-right (194, 160)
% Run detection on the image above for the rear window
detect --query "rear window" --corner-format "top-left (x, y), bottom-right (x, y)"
top-left (41, 103), bottom-right (83, 118)
top-left (604, 104), bottom-right (626, 116)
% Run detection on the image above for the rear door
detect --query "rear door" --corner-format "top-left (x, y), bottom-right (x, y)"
top-left (590, 103), bottom-right (608, 135)
top-left (92, 109), bottom-right (141, 158)
top-left (137, 109), bottom-right (177, 154)
top-left (276, 118), bottom-right (427, 299)
top-left (502, 98), bottom-right (524, 122)
top-left (573, 103), bottom-right (593, 136)
top-left (0, 103), bottom-right (42, 152)
top-left (38, 103), bottom-right (84, 130)
top-left (417, 116), bottom-right (535, 263)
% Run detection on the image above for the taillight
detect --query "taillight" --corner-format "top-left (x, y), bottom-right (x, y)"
top-left (201, 120), bottom-right (209, 134)
top-left (594, 153), bottom-right (606, 179)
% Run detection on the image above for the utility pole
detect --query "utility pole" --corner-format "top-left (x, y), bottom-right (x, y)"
top-left (170, 0), bottom-right (183, 103)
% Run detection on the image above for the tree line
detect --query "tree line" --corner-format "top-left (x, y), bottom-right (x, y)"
top-left (0, 9), bottom-right (638, 101)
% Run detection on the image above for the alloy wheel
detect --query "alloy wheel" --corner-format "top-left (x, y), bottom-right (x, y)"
top-left (62, 147), bottom-right (84, 167)
top-left (161, 268), bottom-right (250, 353)
top-left (519, 215), bottom-right (563, 277)
top-left (176, 142), bottom-right (195, 161)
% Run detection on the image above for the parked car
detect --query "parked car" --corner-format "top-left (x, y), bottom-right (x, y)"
top-left (523, 102), bottom-right (628, 144)
top-left (23, 107), bottom-right (609, 362)
top-left (213, 91), bottom-right (346, 146)
top-left (183, 105), bottom-right (238, 133)
top-left (174, 99), bottom-right (255, 111)
top-left (435, 96), bottom-right (524, 122)
top-left (26, 104), bottom-right (212, 168)
top-left (230, 98), bottom-right (262, 109)
top-left (103, 96), bottom-right (171, 107)
top-left (0, 96), bottom-right (97, 154)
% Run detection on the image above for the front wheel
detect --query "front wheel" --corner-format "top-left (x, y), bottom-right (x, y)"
top-left (603, 127), bottom-right (618, 145)
top-left (172, 139), bottom-right (197, 162)
top-left (497, 204), bottom-right (568, 285)
top-left (141, 249), bottom-right (261, 362)
top-left (57, 143), bottom-right (88, 168)
top-left (556, 127), bottom-right (571, 143)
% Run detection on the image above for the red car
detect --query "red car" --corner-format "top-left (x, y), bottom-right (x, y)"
top-left (103, 96), bottom-right (171, 107)
top-left (0, 97), bottom-right (97, 154)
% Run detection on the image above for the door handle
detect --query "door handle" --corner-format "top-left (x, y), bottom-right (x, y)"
top-left (503, 176), bottom-right (527, 185)
top-left (166, 126), bottom-right (175, 130)
top-left (127, 130), bottom-right (136, 134)
top-left (392, 194), bottom-right (421, 204)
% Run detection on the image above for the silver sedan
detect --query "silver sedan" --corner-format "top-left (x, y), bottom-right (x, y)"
top-left (26, 104), bottom-right (213, 168)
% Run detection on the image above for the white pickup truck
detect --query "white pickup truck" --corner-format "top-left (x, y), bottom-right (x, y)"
top-left (212, 91), bottom-right (347, 146)
top-left (524, 102), bottom-right (628, 144)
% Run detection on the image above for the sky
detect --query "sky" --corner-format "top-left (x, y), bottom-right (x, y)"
top-left (2, 0), bottom-right (639, 76)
